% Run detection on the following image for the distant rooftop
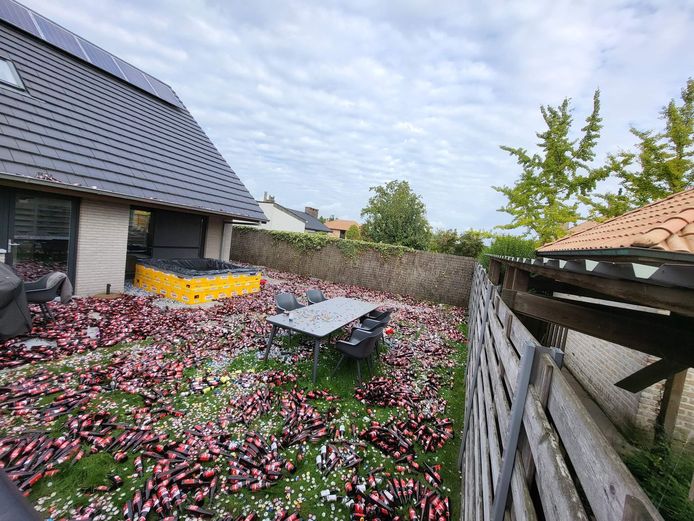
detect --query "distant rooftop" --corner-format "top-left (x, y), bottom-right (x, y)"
top-left (538, 188), bottom-right (694, 263)
top-left (286, 208), bottom-right (331, 233)
top-left (325, 219), bottom-right (359, 231)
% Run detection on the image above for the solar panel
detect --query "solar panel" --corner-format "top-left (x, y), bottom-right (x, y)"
top-left (0, 0), bottom-right (40, 37)
top-left (0, 0), bottom-right (181, 108)
top-left (34, 14), bottom-right (87, 60)
top-left (113, 57), bottom-right (156, 95)
top-left (146, 74), bottom-right (181, 107)
top-left (78, 37), bottom-right (125, 80)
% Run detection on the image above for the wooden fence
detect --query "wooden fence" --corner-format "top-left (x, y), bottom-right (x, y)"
top-left (459, 264), bottom-right (663, 521)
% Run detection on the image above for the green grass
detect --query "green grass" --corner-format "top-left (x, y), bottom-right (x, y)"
top-left (625, 441), bottom-right (694, 521)
top-left (2, 319), bottom-right (468, 520)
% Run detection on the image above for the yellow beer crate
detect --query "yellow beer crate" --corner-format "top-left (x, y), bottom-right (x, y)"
top-left (134, 261), bottom-right (262, 305)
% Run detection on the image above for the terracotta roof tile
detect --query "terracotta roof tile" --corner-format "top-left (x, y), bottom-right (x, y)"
top-left (325, 219), bottom-right (360, 231)
top-left (538, 188), bottom-right (694, 255)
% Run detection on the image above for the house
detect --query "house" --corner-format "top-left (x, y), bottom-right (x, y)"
top-left (257, 195), bottom-right (330, 234)
top-left (535, 188), bottom-right (694, 446)
top-left (0, 0), bottom-right (265, 295)
top-left (325, 219), bottom-right (360, 239)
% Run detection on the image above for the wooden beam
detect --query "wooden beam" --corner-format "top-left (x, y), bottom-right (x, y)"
top-left (616, 359), bottom-right (689, 392)
top-left (529, 277), bottom-right (635, 305)
top-left (502, 259), bottom-right (694, 317)
top-left (502, 266), bottom-right (517, 291)
top-left (501, 290), bottom-right (694, 369)
top-left (512, 268), bottom-right (529, 291)
top-left (488, 258), bottom-right (501, 285)
top-left (657, 369), bottom-right (688, 439)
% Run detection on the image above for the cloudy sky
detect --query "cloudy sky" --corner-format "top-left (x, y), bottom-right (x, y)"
top-left (21, 0), bottom-right (694, 230)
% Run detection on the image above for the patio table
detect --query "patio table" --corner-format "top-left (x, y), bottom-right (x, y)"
top-left (264, 297), bottom-right (380, 383)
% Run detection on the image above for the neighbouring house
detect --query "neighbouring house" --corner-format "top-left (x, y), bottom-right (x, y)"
top-left (257, 194), bottom-right (330, 234)
top-left (325, 219), bottom-right (359, 239)
top-left (536, 188), bottom-right (694, 446)
top-left (0, 0), bottom-right (265, 295)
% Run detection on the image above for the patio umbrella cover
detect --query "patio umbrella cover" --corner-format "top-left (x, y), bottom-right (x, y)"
top-left (0, 263), bottom-right (32, 340)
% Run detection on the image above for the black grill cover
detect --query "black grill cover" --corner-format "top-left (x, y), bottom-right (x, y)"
top-left (0, 263), bottom-right (32, 340)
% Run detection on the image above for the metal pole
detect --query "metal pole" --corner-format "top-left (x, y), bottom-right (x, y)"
top-left (491, 342), bottom-right (537, 521)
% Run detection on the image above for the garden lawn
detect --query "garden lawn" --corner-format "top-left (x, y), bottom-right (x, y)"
top-left (0, 269), bottom-right (467, 521)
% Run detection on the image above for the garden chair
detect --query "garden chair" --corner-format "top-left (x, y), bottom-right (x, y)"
top-left (306, 289), bottom-right (327, 305)
top-left (274, 292), bottom-right (306, 343)
top-left (365, 309), bottom-right (392, 322)
top-left (24, 272), bottom-right (71, 322)
top-left (275, 292), bottom-right (305, 314)
top-left (357, 313), bottom-right (392, 354)
top-left (331, 326), bottom-right (384, 383)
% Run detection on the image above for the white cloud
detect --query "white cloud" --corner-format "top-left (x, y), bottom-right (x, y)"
top-left (20, 0), bottom-right (694, 231)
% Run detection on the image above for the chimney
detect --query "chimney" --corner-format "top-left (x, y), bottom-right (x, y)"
top-left (304, 206), bottom-right (319, 218)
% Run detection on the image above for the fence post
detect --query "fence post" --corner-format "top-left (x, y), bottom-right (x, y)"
top-left (520, 346), bottom-right (565, 483)
top-left (491, 342), bottom-right (537, 521)
top-left (459, 279), bottom-right (495, 467)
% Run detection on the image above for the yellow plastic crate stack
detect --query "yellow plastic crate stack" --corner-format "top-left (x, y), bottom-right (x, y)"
top-left (134, 264), bottom-right (262, 304)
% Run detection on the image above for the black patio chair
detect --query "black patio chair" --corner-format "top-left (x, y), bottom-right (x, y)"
top-left (275, 292), bottom-right (305, 314)
top-left (357, 314), bottom-right (392, 354)
top-left (24, 274), bottom-right (66, 322)
top-left (331, 326), bottom-right (384, 383)
top-left (365, 309), bottom-right (392, 322)
top-left (274, 292), bottom-right (306, 343)
top-left (306, 289), bottom-right (327, 305)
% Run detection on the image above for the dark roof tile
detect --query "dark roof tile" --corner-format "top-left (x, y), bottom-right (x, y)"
top-left (0, 16), bottom-right (265, 221)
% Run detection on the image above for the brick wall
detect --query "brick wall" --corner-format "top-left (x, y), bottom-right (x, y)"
top-left (564, 330), bottom-right (653, 438)
top-left (230, 228), bottom-right (475, 305)
top-left (74, 199), bottom-right (130, 295)
top-left (673, 369), bottom-right (694, 447)
top-left (204, 215), bottom-right (224, 259)
top-left (565, 330), bottom-right (694, 448)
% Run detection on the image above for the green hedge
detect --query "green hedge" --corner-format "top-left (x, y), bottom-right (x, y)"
top-left (478, 234), bottom-right (538, 268)
top-left (235, 227), bottom-right (414, 259)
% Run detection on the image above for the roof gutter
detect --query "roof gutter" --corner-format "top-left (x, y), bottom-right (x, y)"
top-left (0, 172), bottom-right (267, 223)
top-left (536, 247), bottom-right (694, 265)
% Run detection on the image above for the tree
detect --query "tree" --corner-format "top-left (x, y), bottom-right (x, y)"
top-left (429, 229), bottom-right (460, 254)
top-left (345, 224), bottom-right (362, 240)
top-left (585, 78), bottom-right (694, 218)
top-left (456, 230), bottom-right (487, 257)
top-left (429, 229), bottom-right (488, 257)
top-left (361, 180), bottom-right (431, 249)
top-left (495, 90), bottom-right (604, 243)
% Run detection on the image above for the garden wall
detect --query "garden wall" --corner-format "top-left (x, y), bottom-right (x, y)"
top-left (230, 228), bottom-right (475, 306)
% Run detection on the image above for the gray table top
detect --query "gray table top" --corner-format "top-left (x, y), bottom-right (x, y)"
top-left (267, 297), bottom-right (380, 338)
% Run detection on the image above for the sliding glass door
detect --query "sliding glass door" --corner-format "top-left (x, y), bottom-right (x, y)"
top-left (1, 188), bottom-right (78, 282)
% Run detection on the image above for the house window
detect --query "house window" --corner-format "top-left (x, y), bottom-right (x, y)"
top-left (0, 58), bottom-right (25, 90)
top-left (128, 209), bottom-right (153, 256)
top-left (9, 193), bottom-right (75, 280)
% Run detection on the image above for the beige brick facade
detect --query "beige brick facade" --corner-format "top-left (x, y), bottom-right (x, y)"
top-left (565, 330), bottom-right (694, 448)
top-left (203, 215), bottom-right (224, 259)
top-left (74, 199), bottom-right (130, 295)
